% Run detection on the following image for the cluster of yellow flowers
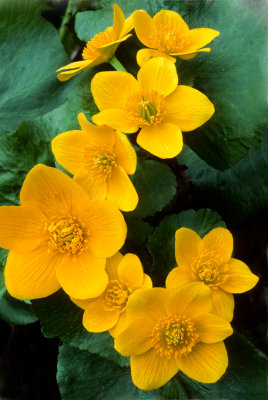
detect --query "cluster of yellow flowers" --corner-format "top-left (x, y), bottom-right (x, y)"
top-left (0, 4), bottom-right (259, 392)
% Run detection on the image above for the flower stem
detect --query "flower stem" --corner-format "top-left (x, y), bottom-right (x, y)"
top-left (109, 56), bottom-right (127, 72)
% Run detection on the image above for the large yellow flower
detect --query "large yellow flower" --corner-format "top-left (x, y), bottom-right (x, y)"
top-left (91, 57), bottom-right (215, 159)
top-left (0, 165), bottom-right (126, 300)
top-left (166, 228), bottom-right (259, 322)
top-left (52, 113), bottom-right (138, 212)
top-left (57, 4), bottom-right (133, 81)
top-left (133, 9), bottom-right (220, 66)
top-left (115, 283), bottom-right (233, 390)
top-left (72, 252), bottom-right (152, 337)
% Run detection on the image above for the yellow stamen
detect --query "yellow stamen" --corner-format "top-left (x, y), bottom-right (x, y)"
top-left (48, 216), bottom-right (87, 255)
top-left (191, 251), bottom-right (229, 287)
top-left (82, 27), bottom-right (114, 60)
top-left (151, 316), bottom-right (199, 358)
top-left (157, 24), bottom-right (191, 53)
top-left (84, 145), bottom-right (117, 182)
top-left (126, 90), bottom-right (166, 127)
top-left (101, 280), bottom-right (132, 310)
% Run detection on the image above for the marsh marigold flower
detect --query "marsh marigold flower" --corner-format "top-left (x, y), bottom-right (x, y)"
top-left (57, 4), bottom-right (133, 81)
top-left (72, 252), bottom-right (152, 337)
top-left (0, 165), bottom-right (126, 300)
top-left (166, 228), bottom-right (259, 322)
top-left (115, 283), bottom-right (233, 390)
top-left (133, 9), bottom-right (220, 66)
top-left (52, 113), bottom-right (138, 212)
top-left (91, 57), bottom-right (214, 159)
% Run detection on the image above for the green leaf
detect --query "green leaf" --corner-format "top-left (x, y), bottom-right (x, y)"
top-left (124, 219), bottom-right (154, 249)
top-left (0, 292), bottom-right (38, 325)
top-left (168, 0), bottom-right (268, 169)
top-left (0, 249), bottom-right (8, 300)
top-left (147, 209), bottom-right (226, 280)
top-left (32, 289), bottom-right (128, 367)
top-left (177, 125), bottom-right (268, 223)
top-left (128, 159), bottom-right (177, 218)
top-left (57, 344), bottom-right (163, 400)
top-left (179, 333), bottom-right (268, 400)
top-left (0, 0), bottom-right (73, 135)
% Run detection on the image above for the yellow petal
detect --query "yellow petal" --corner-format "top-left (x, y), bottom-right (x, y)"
top-left (137, 57), bottom-right (178, 97)
top-left (78, 115), bottom-right (117, 147)
top-left (164, 85), bottom-right (215, 132)
top-left (202, 228), bottom-right (233, 264)
top-left (137, 123), bottom-right (183, 159)
top-left (4, 247), bottom-right (61, 300)
top-left (166, 282), bottom-right (212, 316)
top-left (70, 296), bottom-right (94, 310)
top-left (137, 48), bottom-right (176, 67)
top-left (56, 250), bottom-right (107, 299)
top-left (165, 266), bottom-right (193, 289)
top-left (109, 309), bottom-right (128, 337)
top-left (0, 205), bottom-right (46, 252)
top-left (52, 130), bottom-right (89, 175)
top-left (184, 28), bottom-right (220, 52)
top-left (126, 288), bottom-right (168, 323)
top-left (81, 200), bottom-right (127, 258)
top-left (91, 71), bottom-right (139, 111)
top-left (57, 60), bottom-right (97, 82)
top-left (97, 36), bottom-right (132, 57)
top-left (74, 173), bottom-right (107, 200)
top-left (56, 60), bottom-right (93, 72)
top-left (115, 132), bottom-right (137, 175)
top-left (133, 10), bottom-right (159, 48)
top-left (176, 342), bottom-right (228, 383)
top-left (141, 274), bottom-right (153, 289)
top-left (175, 227), bottom-right (202, 266)
top-left (118, 253), bottom-right (144, 289)
top-left (114, 318), bottom-right (155, 356)
top-left (120, 15), bottom-right (134, 38)
top-left (211, 288), bottom-right (234, 322)
top-left (131, 348), bottom-right (179, 390)
top-left (105, 252), bottom-right (123, 280)
top-left (92, 109), bottom-right (138, 133)
top-left (193, 313), bottom-right (233, 343)
top-left (112, 4), bottom-right (125, 39)
top-left (107, 166), bottom-right (138, 212)
top-left (153, 10), bottom-right (189, 35)
top-left (83, 299), bottom-right (120, 332)
top-left (220, 258), bottom-right (259, 293)
top-left (178, 50), bottom-right (209, 60)
top-left (20, 164), bottom-right (91, 217)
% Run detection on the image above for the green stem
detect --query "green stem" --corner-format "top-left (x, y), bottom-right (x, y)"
top-left (109, 56), bottom-right (127, 72)
top-left (59, 0), bottom-right (80, 43)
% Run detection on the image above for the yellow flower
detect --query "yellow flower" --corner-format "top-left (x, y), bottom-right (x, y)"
top-left (52, 113), bottom-right (138, 212)
top-left (166, 228), bottom-right (259, 322)
top-left (115, 283), bottom-right (233, 390)
top-left (57, 4), bottom-right (133, 81)
top-left (0, 165), bottom-right (126, 300)
top-left (133, 9), bottom-right (220, 66)
top-left (91, 57), bottom-right (215, 159)
top-left (72, 252), bottom-right (152, 337)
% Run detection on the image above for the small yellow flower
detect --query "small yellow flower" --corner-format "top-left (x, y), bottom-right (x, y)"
top-left (166, 228), bottom-right (259, 322)
top-left (133, 9), bottom-right (220, 66)
top-left (57, 4), bottom-right (133, 81)
top-left (0, 165), bottom-right (127, 300)
top-left (52, 113), bottom-right (138, 212)
top-left (91, 57), bottom-right (214, 159)
top-left (72, 252), bottom-right (152, 337)
top-left (115, 283), bottom-right (233, 390)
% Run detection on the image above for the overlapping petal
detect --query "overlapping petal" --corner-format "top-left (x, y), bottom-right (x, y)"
top-left (175, 227), bottom-right (202, 266)
top-left (193, 313), bottom-right (233, 343)
top-left (220, 258), bottom-right (259, 293)
top-left (117, 253), bottom-right (144, 289)
top-left (107, 166), bottom-right (138, 211)
top-left (126, 288), bottom-right (168, 323)
top-left (83, 299), bottom-right (120, 332)
top-left (211, 289), bottom-right (235, 322)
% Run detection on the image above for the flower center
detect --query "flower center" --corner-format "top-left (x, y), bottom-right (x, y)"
top-left (48, 216), bottom-right (87, 255)
top-left (157, 25), bottom-right (190, 53)
top-left (102, 280), bottom-right (132, 310)
top-left (126, 90), bottom-right (166, 127)
top-left (82, 27), bottom-right (114, 59)
top-left (151, 316), bottom-right (199, 358)
top-left (84, 145), bottom-right (117, 182)
top-left (192, 251), bottom-right (229, 287)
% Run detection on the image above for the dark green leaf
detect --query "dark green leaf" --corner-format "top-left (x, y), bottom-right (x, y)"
top-left (0, 292), bottom-right (38, 325)
top-left (0, 248), bottom-right (8, 300)
top-left (147, 209), bottom-right (225, 280)
top-left (124, 219), bottom-right (154, 249)
top-left (32, 289), bottom-right (128, 367)
top-left (0, 0), bottom-right (73, 135)
top-left (128, 159), bottom-right (177, 218)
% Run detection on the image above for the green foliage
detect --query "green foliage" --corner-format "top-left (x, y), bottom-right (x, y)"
top-left (0, 249), bottom-right (8, 300)
top-left (0, 292), bottom-right (38, 325)
top-left (32, 289), bottom-right (128, 367)
top-left (0, 0), bottom-right (73, 135)
top-left (147, 209), bottom-right (226, 280)
top-left (178, 125), bottom-right (268, 223)
top-left (128, 159), bottom-right (177, 218)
